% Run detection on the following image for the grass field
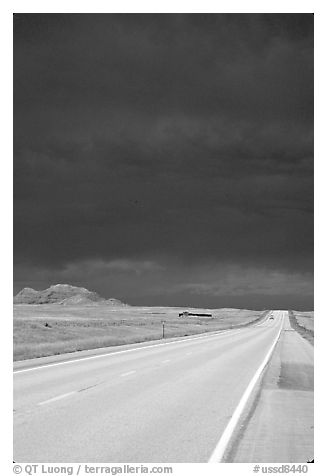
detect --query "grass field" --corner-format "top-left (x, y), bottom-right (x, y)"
top-left (293, 311), bottom-right (314, 333)
top-left (13, 304), bottom-right (268, 361)
top-left (289, 310), bottom-right (314, 345)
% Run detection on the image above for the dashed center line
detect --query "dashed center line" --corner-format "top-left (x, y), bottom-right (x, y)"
top-left (120, 370), bottom-right (136, 377)
top-left (162, 359), bottom-right (171, 363)
top-left (14, 327), bottom-right (248, 374)
top-left (38, 391), bottom-right (76, 406)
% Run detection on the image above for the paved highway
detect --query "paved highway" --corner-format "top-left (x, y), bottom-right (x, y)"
top-left (14, 310), bottom-right (312, 462)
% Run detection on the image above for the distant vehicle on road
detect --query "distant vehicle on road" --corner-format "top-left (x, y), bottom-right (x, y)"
top-left (269, 317), bottom-right (274, 319)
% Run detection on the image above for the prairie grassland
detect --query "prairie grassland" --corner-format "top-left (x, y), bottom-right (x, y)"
top-left (293, 311), bottom-right (314, 333)
top-left (13, 304), bottom-right (267, 361)
top-left (289, 310), bottom-right (314, 345)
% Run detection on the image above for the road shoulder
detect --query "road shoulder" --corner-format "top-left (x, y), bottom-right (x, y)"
top-left (227, 315), bottom-right (313, 463)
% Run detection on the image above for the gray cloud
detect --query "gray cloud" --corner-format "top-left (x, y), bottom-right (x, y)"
top-left (14, 14), bottom-right (313, 309)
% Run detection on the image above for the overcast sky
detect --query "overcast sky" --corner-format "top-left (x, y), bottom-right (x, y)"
top-left (14, 14), bottom-right (313, 309)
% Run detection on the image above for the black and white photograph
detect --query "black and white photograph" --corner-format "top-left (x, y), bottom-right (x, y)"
top-left (12, 11), bottom-right (314, 467)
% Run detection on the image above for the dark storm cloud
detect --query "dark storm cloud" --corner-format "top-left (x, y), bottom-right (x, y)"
top-left (14, 14), bottom-right (313, 308)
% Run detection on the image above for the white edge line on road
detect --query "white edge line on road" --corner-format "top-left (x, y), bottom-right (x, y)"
top-left (13, 327), bottom-right (247, 374)
top-left (252, 311), bottom-right (272, 328)
top-left (208, 311), bottom-right (284, 463)
top-left (120, 370), bottom-right (136, 377)
top-left (38, 391), bottom-right (76, 406)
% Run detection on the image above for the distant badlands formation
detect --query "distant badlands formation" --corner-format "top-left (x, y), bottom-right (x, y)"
top-left (13, 284), bottom-right (127, 306)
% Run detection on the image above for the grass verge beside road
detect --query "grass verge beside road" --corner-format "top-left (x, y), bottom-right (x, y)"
top-left (288, 310), bottom-right (314, 345)
top-left (14, 305), bottom-right (269, 361)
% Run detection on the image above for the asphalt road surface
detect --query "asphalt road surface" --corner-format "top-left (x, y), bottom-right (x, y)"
top-left (14, 310), bottom-right (313, 462)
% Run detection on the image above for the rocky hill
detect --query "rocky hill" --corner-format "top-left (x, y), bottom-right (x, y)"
top-left (14, 287), bottom-right (40, 304)
top-left (14, 284), bottom-right (127, 306)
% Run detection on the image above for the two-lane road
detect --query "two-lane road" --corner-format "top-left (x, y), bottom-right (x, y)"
top-left (14, 311), bottom-right (287, 462)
